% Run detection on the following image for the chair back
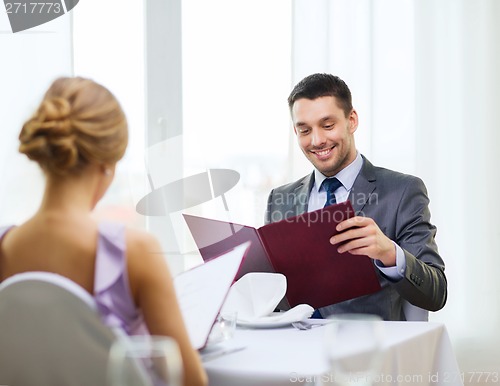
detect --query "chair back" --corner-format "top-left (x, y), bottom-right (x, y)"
top-left (0, 272), bottom-right (116, 386)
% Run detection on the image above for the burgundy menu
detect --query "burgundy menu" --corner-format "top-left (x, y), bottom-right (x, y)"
top-left (183, 201), bottom-right (381, 310)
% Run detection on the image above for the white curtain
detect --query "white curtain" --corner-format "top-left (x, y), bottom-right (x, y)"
top-left (292, 0), bottom-right (500, 371)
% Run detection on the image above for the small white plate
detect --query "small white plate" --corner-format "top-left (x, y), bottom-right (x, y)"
top-left (236, 304), bottom-right (314, 328)
top-left (237, 318), bottom-right (298, 328)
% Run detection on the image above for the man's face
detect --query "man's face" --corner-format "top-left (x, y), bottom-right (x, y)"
top-left (291, 96), bottom-right (358, 177)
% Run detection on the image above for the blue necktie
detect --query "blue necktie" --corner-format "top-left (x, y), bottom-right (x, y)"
top-left (322, 177), bottom-right (343, 207)
top-left (311, 177), bottom-right (343, 319)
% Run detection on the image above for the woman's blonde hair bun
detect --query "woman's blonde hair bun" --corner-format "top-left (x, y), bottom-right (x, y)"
top-left (19, 77), bottom-right (128, 176)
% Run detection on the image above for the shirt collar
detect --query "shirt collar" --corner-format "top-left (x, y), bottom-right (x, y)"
top-left (312, 151), bottom-right (363, 192)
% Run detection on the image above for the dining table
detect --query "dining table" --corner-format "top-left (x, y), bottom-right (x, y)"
top-left (201, 321), bottom-right (464, 386)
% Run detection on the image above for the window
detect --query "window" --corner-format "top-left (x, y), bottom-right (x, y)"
top-left (72, 0), bottom-right (146, 229)
top-left (177, 0), bottom-right (293, 266)
top-left (181, 0), bottom-right (292, 225)
top-left (0, 9), bottom-right (72, 224)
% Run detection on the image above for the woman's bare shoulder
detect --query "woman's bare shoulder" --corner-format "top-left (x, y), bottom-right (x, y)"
top-left (124, 228), bottom-right (163, 256)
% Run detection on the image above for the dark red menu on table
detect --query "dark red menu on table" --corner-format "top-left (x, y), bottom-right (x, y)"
top-left (183, 201), bottom-right (381, 310)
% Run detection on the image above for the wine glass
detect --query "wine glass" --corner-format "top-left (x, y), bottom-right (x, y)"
top-left (107, 335), bottom-right (183, 386)
top-left (323, 314), bottom-right (384, 386)
top-left (207, 311), bottom-right (238, 346)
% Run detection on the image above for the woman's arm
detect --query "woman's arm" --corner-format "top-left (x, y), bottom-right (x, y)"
top-left (126, 229), bottom-right (207, 386)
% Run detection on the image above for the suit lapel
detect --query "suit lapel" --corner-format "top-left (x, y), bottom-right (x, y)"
top-left (291, 173), bottom-right (314, 215)
top-left (349, 156), bottom-right (377, 215)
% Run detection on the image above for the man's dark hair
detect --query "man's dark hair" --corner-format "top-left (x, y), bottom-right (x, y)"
top-left (287, 73), bottom-right (353, 117)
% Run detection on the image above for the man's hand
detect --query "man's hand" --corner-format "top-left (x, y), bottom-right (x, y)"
top-left (330, 216), bottom-right (396, 266)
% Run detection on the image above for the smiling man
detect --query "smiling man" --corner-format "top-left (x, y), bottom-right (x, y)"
top-left (265, 73), bottom-right (447, 320)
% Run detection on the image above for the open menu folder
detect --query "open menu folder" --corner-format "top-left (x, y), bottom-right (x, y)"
top-left (183, 201), bottom-right (381, 310)
top-left (173, 241), bottom-right (250, 350)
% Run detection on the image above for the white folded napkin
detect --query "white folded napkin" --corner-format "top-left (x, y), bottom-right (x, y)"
top-left (221, 272), bottom-right (313, 323)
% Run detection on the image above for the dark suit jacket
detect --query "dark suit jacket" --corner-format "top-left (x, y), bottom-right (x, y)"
top-left (265, 155), bottom-right (447, 321)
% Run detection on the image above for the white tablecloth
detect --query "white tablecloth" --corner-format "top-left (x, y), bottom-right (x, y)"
top-left (202, 322), bottom-right (463, 386)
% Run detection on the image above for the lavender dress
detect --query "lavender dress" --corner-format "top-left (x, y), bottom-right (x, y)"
top-left (0, 222), bottom-right (148, 336)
